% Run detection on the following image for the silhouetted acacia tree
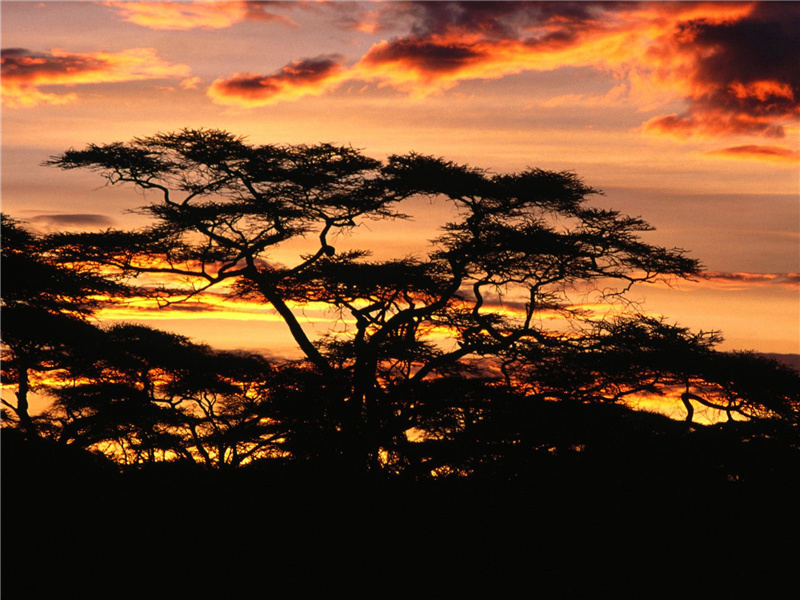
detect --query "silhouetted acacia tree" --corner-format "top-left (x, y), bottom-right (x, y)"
top-left (45, 128), bottom-right (768, 471)
top-left (504, 316), bottom-right (800, 423)
top-left (40, 323), bottom-right (286, 468)
top-left (0, 216), bottom-right (124, 437)
top-left (1, 218), bottom-right (289, 467)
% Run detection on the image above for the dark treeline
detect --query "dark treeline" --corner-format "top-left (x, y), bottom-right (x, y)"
top-left (3, 130), bottom-right (799, 590)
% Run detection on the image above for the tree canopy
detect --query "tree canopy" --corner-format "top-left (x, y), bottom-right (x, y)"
top-left (1, 215), bottom-right (125, 435)
top-left (2, 128), bottom-right (797, 479)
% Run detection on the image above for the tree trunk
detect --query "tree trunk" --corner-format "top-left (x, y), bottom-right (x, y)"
top-left (14, 362), bottom-right (37, 438)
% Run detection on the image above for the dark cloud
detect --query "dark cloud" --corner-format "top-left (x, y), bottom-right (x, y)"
top-left (361, 39), bottom-right (483, 74)
top-left (382, 1), bottom-right (631, 39)
top-left (372, 2), bottom-right (798, 138)
top-left (1, 47), bottom-right (190, 108)
top-left (355, 1), bottom-right (630, 71)
top-left (117, 302), bottom-right (220, 314)
top-left (1, 48), bottom-right (105, 79)
top-left (687, 3), bottom-right (800, 93)
top-left (153, 303), bottom-right (217, 314)
top-left (208, 55), bottom-right (344, 105)
top-left (28, 213), bottom-right (115, 228)
top-left (647, 2), bottom-right (800, 138)
top-left (208, 0), bottom-right (798, 145)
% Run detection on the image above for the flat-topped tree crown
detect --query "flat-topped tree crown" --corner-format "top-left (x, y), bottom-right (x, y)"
top-left (46, 129), bottom-right (703, 468)
top-left (49, 129), bottom-right (405, 264)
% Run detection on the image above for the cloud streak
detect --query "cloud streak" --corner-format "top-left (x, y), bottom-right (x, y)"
top-left (703, 272), bottom-right (800, 290)
top-left (27, 213), bottom-right (115, 231)
top-left (1, 47), bottom-right (191, 108)
top-left (706, 145), bottom-right (800, 165)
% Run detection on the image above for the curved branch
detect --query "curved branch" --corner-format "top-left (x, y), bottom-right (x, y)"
top-left (245, 257), bottom-right (334, 378)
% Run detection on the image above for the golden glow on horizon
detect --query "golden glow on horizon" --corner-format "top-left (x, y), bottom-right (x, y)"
top-left (91, 287), bottom-right (654, 327)
top-left (2, 357), bottom-right (767, 431)
top-left (621, 391), bottom-right (741, 426)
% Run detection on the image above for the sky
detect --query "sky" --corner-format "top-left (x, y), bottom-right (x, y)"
top-left (2, 0), bottom-right (799, 365)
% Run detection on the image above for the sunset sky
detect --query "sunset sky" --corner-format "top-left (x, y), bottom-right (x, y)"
top-left (2, 0), bottom-right (798, 362)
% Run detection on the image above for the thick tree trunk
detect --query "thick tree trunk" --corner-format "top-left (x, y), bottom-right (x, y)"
top-left (348, 351), bottom-right (388, 473)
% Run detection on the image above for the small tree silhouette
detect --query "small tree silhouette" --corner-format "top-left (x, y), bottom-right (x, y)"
top-left (42, 323), bottom-right (284, 467)
top-left (0, 216), bottom-right (122, 437)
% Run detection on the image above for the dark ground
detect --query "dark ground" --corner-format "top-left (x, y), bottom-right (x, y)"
top-left (3, 428), bottom-right (799, 596)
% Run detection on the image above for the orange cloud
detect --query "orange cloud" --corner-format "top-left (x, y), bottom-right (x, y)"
top-left (642, 111), bottom-right (787, 139)
top-left (636, 2), bottom-right (799, 139)
top-left (1, 47), bottom-right (191, 108)
top-left (180, 76), bottom-right (204, 90)
top-left (351, 1), bottom-right (799, 136)
top-left (210, 1), bottom-right (798, 143)
top-left (353, 9), bottom-right (382, 34)
top-left (344, 2), bottom-right (759, 96)
top-left (706, 145), bottom-right (800, 165)
top-left (208, 55), bottom-right (347, 107)
top-left (103, 1), bottom-right (295, 31)
top-left (350, 16), bottom-right (671, 97)
top-left (729, 80), bottom-right (795, 103)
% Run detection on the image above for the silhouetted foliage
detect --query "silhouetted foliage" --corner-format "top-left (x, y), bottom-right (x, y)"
top-left (3, 129), bottom-right (797, 481)
top-left (40, 129), bottom-right (709, 469)
top-left (0, 215), bottom-right (123, 437)
top-left (35, 323), bottom-right (287, 468)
